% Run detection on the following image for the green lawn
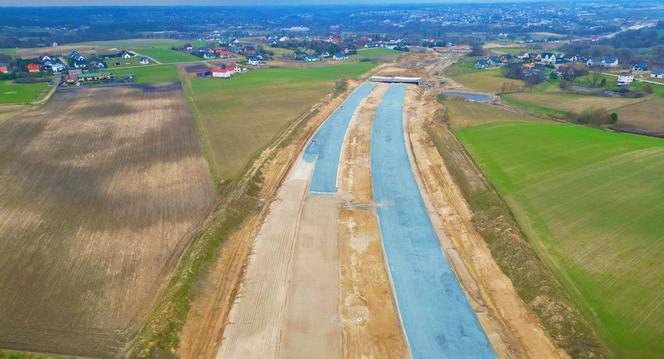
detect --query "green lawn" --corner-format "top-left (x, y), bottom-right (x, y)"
top-left (105, 56), bottom-right (150, 68)
top-left (444, 56), bottom-right (524, 93)
top-left (0, 80), bottom-right (49, 104)
top-left (186, 62), bottom-right (376, 180)
top-left (489, 47), bottom-right (540, 55)
top-left (132, 48), bottom-right (200, 63)
top-left (0, 48), bottom-right (16, 59)
top-left (356, 48), bottom-right (399, 58)
top-left (110, 64), bottom-right (179, 84)
top-left (457, 122), bottom-right (664, 358)
top-left (632, 81), bottom-right (664, 97)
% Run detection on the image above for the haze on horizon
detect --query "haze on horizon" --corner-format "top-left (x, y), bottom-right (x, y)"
top-left (0, 0), bottom-right (563, 6)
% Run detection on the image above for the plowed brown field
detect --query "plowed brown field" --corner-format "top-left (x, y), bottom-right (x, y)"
top-left (0, 84), bottom-right (215, 358)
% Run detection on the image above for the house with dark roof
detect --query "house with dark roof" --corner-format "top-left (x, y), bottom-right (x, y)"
top-left (248, 55), bottom-right (262, 65)
top-left (305, 54), bottom-right (320, 62)
top-left (333, 52), bottom-right (348, 61)
top-left (587, 56), bottom-right (618, 68)
top-left (651, 68), bottom-right (664, 79)
top-left (632, 64), bottom-right (648, 72)
top-left (475, 59), bottom-right (490, 69)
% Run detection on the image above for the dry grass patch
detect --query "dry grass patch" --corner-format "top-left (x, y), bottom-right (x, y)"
top-left (615, 97), bottom-right (664, 136)
top-left (442, 97), bottom-right (542, 130)
top-left (505, 92), bottom-right (645, 114)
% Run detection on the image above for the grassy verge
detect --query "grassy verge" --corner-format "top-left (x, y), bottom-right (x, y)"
top-left (501, 95), bottom-right (569, 119)
top-left (425, 119), bottom-right (605, 358)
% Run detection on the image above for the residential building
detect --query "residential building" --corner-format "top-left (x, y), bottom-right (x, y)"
top-left (0, 63), bottom-right (9, 73)
top-left (617, 72), bottom-right (634, 86)
top-left (139, 57), bottom-right (150, 65)
top-left (632, 64), bottom-right (648, 72)
top-left (26, 63), bottom-right (41, 73)
top-left (651, 68), bottom-right (664, 79)
top-left (248, 55), bottom-right (262, 65)
top-left (305, 54), bottom-right (320, 62)
top-left (212, 65), bottom-right (237, 78)
top-left (333, 51), bottom-right (348, 61)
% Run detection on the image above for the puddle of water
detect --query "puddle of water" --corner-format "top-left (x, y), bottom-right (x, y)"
top-left (441, 91), bottom-right (491, 103)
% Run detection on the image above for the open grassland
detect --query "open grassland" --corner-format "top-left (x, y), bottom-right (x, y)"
top-left (502, 92), bottom-right (645, 117)
top-left (444, 57), bottom-right (524, 93)
top-left (632, 81), bottom-right (664, 97)
top-left (0, 48), bottom-right (16, 58)
top-left (0, 84), bottom-right (215, 358)
top-left (133, 48), bottom-right (200, 63)
top-left (105, 55), bottom-right (150, 68)
top-left (0, 80), bottom-right (49, 104)
top-left (111, 64), bottom-right (179, 83)
top-left (185, 62), bottom-right (376, 180)
top-left (14, 39), bottom-right (208, 59)
top-left (356, 48), bottom-right (399, 58)
top-left (456, 122), bottom-right (664, 358)
top-left (615, 97), bottom-right (664, 136)
top-left (442, 97), bottom-right (541, 129)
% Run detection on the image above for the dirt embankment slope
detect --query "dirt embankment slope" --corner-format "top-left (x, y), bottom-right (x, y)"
top-left (177, 79), bottom-right (370, 359)
top-left (403, 87), bottom-right (567, 359)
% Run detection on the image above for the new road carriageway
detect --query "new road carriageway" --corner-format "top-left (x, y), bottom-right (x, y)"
top-left (303, 82), bottom-right (496, 358)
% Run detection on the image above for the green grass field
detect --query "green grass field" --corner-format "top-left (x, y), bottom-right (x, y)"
top-left (444, 56), bottom-right (524, 93)
top-left (110, 64), bottom-right (179, 84)
top-left (105, 56), bottom-right (150, 68)
top-left (185, 62), bottom-right (376, 180)
top-left (0, 48), bottom-right (16, 59)
top-left (0, 80), bottom-right (49, 104)
top-left (133, 48), bottom-right (200, 63)
top-left (632, 81), bottom-right (664, 97)
top-left (356, 48), bottom-right (399, 58)
top-left (457, 122), bottom-right (664, 358)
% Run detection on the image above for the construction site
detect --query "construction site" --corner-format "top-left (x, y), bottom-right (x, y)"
top-left (179, 49), bottom-right (567, 359)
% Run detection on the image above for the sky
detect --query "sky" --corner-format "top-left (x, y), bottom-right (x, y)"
top-left (0, 0), bottom-right (551, 6)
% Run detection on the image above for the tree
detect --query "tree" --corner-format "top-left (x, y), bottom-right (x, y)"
top-left (549, 72), bottom-right (558, 80)
top-left (644, 84), bottom-right (653, 94)
top-left (610, 112), bottom-right (619, 124)
top-left (600, 78), bottom-right (607, 88)
top-left (469, 42), bottom-right (484, 57)
top-left (588, 72), bottom-right (603, 88)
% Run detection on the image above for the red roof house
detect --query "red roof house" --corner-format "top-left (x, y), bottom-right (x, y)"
top-left (27, 63), bottom-right (41, 73)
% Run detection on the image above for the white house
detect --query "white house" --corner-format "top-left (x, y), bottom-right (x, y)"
top-left (139, 57), bottom-right (150, 65)
top-left (248, 55), bottom-right (262, 66)
top-left (51, 63), bottom-right (66, 73)
top-left (305, 54), bottom-right (319, 62)
top-left (651, 68), bottom-right (664, 79)
top-left (212, 66), bottom-right (233, 78)
top-left (333, 51), bottom-right (348, 61)
top-left (540, 53), bottom-right (556, 65)
top-left (120, 50), bottom-right (133, 59)
top-left (617, 72), bottom-right (634, 86)
top-left (517, 51), bottom-right (529, 60)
